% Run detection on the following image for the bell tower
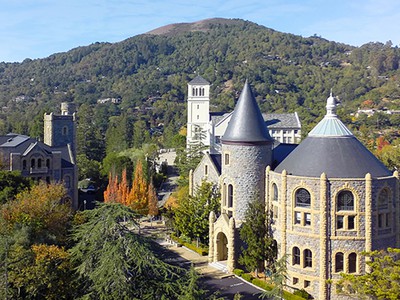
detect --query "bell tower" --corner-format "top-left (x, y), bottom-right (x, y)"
top-left (186, 76), bottom-right (210, 149)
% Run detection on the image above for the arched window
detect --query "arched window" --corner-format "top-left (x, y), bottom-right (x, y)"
top-left (46, 159), bottom-right (50, 168)
top-left (295, 188), bottom-right (311, 208)
top-left (222, 183), bottom-right (226, 207)
top-left (378, 189), bottom-right (389, 210)
top-left (31, 158), bottom-right (35, 169)
top-left (337, 191), bottom-right (354, 211)
top-left (272, 183), bottom-right (278, 202)
top-left (348, 253), bottom-right (357, 273)
top-left (22, 160), bottom-right (27, 170)
top-left (292, 247), bottom-right (300, 265)
top-left (303, 249), bottom-right (312, 268)
top-left (204, 165), bottom-right (208, 176)
top-left (62, 126), bottom-right (68, 136)
top-left (192, 88), bottom-right (195, 96)
top-left (38, 158), bottom-right (42, 168)
top-left (228, 184), bottom-right (233, 208)
top-left (335, 252), bottom-right (344, 272)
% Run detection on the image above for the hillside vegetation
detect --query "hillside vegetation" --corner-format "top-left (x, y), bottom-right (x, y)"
top-left (0, 18), bottom-right (399, 163)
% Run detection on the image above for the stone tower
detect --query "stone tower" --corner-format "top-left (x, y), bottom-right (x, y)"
top-left (186, 75), bottom-right (210, 148)
top-left (44, 102), bottom-right (76, 155)
top-left (209, 81), bottom-right (273, 271)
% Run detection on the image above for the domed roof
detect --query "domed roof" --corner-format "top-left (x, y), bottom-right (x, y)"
top-left (274, 93), bottom-right (391, 178)
top-left (221, 80), bottom-right (273, 145)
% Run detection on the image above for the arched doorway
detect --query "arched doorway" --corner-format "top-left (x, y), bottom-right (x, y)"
top-left (216, 232), bottom-right (228, 261)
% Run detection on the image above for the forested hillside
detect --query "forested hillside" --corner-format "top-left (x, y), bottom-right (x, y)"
top-left (0, 18), bottom-right (399, 165)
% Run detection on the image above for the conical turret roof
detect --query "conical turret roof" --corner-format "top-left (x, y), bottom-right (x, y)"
top-left (221, 80), bottom-right (272, 145)
top-left (275, 93), bottom-right (391, 178)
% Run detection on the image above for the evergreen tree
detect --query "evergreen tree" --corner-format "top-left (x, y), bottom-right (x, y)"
top-left (69, 203), bottom-right (194, 300)
top-left (239, 198), bottom-right (274, 277)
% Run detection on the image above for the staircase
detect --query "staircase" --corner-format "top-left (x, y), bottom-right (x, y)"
top-left (209, 260), bottom-right (229, 273)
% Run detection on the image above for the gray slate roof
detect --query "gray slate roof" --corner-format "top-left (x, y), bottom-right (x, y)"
top-left (274, 94), bottom-right (391, 178)
top-left (222, 81), bottom-right (273, 144)
top-left (274, 136), bottom-right (391, 178)
top-left (188, 75), bottom-right (210, 85)
top-left (263, 112), bottom-right (301, 129)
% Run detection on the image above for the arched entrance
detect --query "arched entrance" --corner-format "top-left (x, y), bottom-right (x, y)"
top-left (216, 232), bottom-right (228, 261)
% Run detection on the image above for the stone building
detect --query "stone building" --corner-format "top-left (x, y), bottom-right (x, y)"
top-left (186, 76), bottom-right (301, 154)
top-left (0, 103), bottom-right (78, 208)
top-left (191, 81), bottom-right (399, 300)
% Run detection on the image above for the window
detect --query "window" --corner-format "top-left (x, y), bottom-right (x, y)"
top-left (46, 159), bottom-right (50, 168)
top-left (273, 205), bottom-right (278, 219)
top-left (197, 104), bottom-right (199, 109)
top-left (386, 213), bottom-right (391, 227)
top-left (22, 160), bottom-right (27, 170)
top-left (304, 280), bottom-right (310, 288)
top-left (64, 176), bottom-right (71, 188)
top-left (224, 153), bottom-right (230, 165)
top-left (335, 252), bottom-right (344, 272)
top-left (204, 165), bottom-right (208, 176)
top-left (196, 115), bottom-right (199, 120)
top-left (38, 158), bottom-right (42, 168)
top-left (337, 216), bottom-right (344, 229)
top-left (192, 88), bottom-right (195, 96)
top-left (292, 247), bottom-right (300, 265)
top-left (305, 213), bottom-right (311, 226)
top-left (227, 184), bottom-right (233, 208)
top-left (294, 211), bottom-right (301, 224)
top-left (272, 183), bottom-right (278, 202)
top-left (378, 189), bottom-right (389, 210)
top-left (31, 158), bottom-right (35, 169)
top-left (348, 253), bottom-right (357, 273)
top-left (337, 191), bottom-right (354, 211)
top-left (222, 183), bottom-right (226, 207)
top-left (293, 277), bottom-right (299, 285)
top-left (348, 216), bottom-right (355, 230)
top-left (304, 249), bottom-right (312, 268)
top-left (62, 126), bottom-right (68, 136)
top-left (295, 188), bottom-right (311, 208)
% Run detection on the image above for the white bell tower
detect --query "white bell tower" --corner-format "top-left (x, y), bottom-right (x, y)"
top-left (186, 76), bottom-right (210, 148)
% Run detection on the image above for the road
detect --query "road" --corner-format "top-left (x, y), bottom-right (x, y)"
top-left (140, 221), bottom-right (264, 299)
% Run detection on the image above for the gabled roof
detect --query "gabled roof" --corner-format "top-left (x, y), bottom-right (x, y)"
top-left (221, 81), bottom-right (273, 145)
top-left (274, 94), bottom-right (391, 178)
top-left (263, 112), bottom-right (301, 129)
top-left (188, 75), bottom-right (210, 85)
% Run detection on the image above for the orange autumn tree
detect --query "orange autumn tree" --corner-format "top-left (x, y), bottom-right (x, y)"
top-left (127, 161), bottom-right (149, 215)
top-left (103, 172), bottom-right (119, 203)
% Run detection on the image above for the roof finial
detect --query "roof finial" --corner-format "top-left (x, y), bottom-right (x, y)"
top-left (326, 91), bottom-right (337, 117)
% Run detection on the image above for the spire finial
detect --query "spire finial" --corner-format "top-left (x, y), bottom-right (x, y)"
top-left (326, 91), bottom-right (337, 117)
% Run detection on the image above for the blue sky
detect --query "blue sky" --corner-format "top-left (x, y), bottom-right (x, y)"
top-left (1, 0), bottom-right (399, 62)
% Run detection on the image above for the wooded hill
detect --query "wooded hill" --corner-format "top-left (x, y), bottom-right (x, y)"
top-left (0, 18), bottom-right (399, 160)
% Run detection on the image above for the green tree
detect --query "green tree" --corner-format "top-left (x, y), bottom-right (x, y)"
top-left (0, 171), bottom-right (32, 205)
top-left (336, 248), bottom-right (400, 300)
top-left (239, 198), bottom-right (274, 277)
top-left (260, 255), bottom-right (288, 300)
top-left (76, 154), bottom-right (101, 181)
top-left (173, 181), bottom-right (220, 245)
top-left (69, 203), bottom-right (195, 300)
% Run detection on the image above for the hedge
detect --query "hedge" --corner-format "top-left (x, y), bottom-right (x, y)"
top-left (170, 234), bottom-right (208, 256)
top-left (234, 269), bottom-right (306, 300)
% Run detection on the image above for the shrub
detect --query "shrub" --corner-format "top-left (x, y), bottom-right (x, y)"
top-left (283, 290), bottom-right (307, 300)
top-left (233, 269), bottom-right (244, 276)
top-left (241, 273), bottom-right (254, 282)
top-left (251, 278), bottom-right (273, 291)
top-left (293, 289), bottom-right (310, 299)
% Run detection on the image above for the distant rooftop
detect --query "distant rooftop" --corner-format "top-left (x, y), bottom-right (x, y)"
top-left (188, 75), bottom-right (210, 85)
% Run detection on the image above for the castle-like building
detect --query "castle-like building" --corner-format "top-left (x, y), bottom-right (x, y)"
top-left (189, 80), bottom-right (399, 300)
top-left (0, 103), bottom-right (78, 208)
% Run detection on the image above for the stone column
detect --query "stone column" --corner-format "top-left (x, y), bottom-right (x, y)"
top-left (189, 169), bottom-right (193, 196)
top-left (365, 173), bottom-right (372, 273)
top-left (227, 217), bottom-right (236, 272)
top-left (209, 211), bottom-right (216, 263)
top-left (281, 170), bottom-right (287, 257)
top-left (394, 171), bottom-right (400, 247)
top-left (319, 173), bottom-right (328, 300)
top-left (265, 166), bottom-right (271, 214)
